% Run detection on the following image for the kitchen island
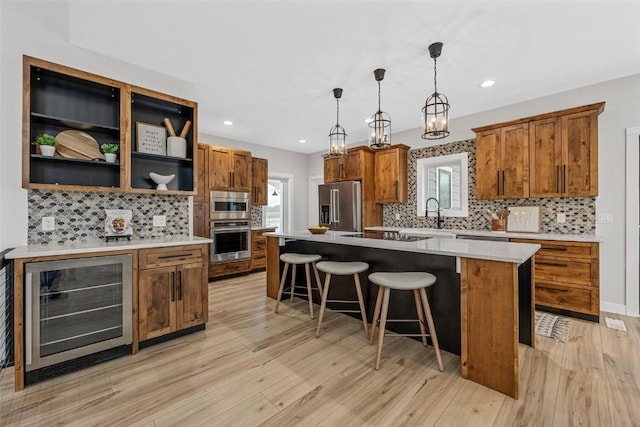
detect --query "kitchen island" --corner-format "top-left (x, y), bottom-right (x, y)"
top-left (265, 230), bottom-right (540, 398)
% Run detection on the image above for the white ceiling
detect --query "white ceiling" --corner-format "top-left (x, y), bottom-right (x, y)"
top-left (67, 1), bottom-right (640, 154)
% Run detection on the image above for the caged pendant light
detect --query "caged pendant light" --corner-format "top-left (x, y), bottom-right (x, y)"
top-left (327, 88), bottom-right (347, 157)
top-left (422, 42), bottom-right (450, 140)
top-left (368, 68), bottom-right (391, 149)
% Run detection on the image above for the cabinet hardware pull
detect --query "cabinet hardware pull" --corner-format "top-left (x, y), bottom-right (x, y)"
top-left (537, 261), bottom-right (568, 267)
top-left (158, 253), bottom-right (193, 259)
top-left (171, 272), bottom-right (176, 301)
top-left (544, 287), bottom-right (569, 293)
top-left (543, 246), bottom-right (568, 251)
top-left (497, 171), bottom-right (500, 195)
top-left (178, 270), bottom-right (183, 300)
top-left (556, 165), bottom-right (560, 193)
top-left (395, 181), bottom-right (399, 199)
top-left (502, 170), bottom-right (506, 196)
top-left (562, 164), bottom-right (567, 193)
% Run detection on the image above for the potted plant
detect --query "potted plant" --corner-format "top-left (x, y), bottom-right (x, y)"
top-left (34, 133), bottom-right (58, 157)
top-left (101, 144), bottom-right (119, 163)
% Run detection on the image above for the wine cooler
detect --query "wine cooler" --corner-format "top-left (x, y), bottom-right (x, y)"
top-left (25, 254), bottom-right (132, 372)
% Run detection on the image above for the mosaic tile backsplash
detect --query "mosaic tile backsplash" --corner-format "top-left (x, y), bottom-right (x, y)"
top-left (251, 205), bottom-right (264, 227)
top-left (28, 190), bottom-right (190, 244)
top-left (383, 139), bottom-right (596, 234)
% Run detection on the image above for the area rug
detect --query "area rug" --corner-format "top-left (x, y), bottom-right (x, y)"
top-left (535, 311), bottom-right (570, 343)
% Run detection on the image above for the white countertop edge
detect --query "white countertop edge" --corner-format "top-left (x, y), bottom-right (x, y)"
top-left (364, 226), bottom-right (603, 243)
top-left (5, 236), bottom-right (213, 259)
top-left (265, 231), bottom-right (540, 264)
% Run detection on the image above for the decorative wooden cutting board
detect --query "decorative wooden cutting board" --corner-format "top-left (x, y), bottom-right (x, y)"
top-left (55, 130), bottom-right (105, 160)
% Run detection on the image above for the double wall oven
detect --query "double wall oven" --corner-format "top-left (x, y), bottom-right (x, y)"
top-left (210, 191), bottom-right (251, 263)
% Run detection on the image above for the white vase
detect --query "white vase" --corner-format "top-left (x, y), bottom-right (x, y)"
top-left (105, 153), bottom-right (117, 163)
top-left (166, 136), bottom-right (187, 158)
top-left (40, 145), bottom-right (56, 157)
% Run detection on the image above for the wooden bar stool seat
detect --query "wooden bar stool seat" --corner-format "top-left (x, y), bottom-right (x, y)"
top-left (315, 261), bottom-right (369, 339)
top-left (275, 253), bottom-right (323, 319)
top-left (368, 272), bottom-right (443, 371)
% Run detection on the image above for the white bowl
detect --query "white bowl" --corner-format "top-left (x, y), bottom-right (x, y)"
top-left (149, 172), bottom-right (175, 191)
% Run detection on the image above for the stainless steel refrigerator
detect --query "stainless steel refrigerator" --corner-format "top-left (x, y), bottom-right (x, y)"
top-left (318, 181), bottom-right (362, 231)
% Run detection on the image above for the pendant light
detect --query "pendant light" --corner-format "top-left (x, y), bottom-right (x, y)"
top-left (327, 88), bottom-right (347, 157)
top-left (368, 68), bottom-right (391, 149)
top-left (422, 42), bottom-right (450, 140)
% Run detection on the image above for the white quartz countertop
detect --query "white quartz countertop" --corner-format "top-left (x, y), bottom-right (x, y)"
top-left (5, 236), bottom-right (212, 259)
top-left (364, 226), bottom-right (602, 243)
top-left (265, 230), bottom-right (540, 264)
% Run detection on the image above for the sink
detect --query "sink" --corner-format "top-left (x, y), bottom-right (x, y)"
top-left (400, 228), bottom-right (457, 239)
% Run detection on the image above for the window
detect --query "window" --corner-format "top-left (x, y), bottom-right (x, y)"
top-left (417, 152), bottom-right (469, 217)
top-left (263, 174), bottom-right (293, 232)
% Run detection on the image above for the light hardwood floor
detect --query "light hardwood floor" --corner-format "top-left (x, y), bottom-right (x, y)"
top-left (2, 271), bottom-right (639, 426)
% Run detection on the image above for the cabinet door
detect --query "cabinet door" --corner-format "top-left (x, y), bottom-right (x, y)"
top-left (344, 150), bottom-right (363, 180)
top-left (209, 148), bottom-right (231, 190)
top-left (139, 266), bottom-right (177, 340)
top-left (529, 117), bottom-right (562, 197)
top-left (475, 130), bottom-right (502, 199)
top-left (232, 151), bottom-right (252, 192)
top-left (501, 124), bottom-right (529, 199)
top-left (176, 262), bottom-right (208, 330)
top-left (562, 111), bottom-right (598, 196)
top-left (193, 202), bottom-right (209, 238)
top-left (324, 157), bottom-right (344, 183)
top-left (251, 157), bottom-right (268, 205)
top-left (375, 147), bottom-right (407, 203)
top-left (194, 144), bottom-right (209, 203)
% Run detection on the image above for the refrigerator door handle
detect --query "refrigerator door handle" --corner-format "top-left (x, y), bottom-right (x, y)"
top-left (331, 189), bottom-right (340, 223)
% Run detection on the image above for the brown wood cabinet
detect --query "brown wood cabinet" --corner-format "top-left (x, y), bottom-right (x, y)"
top-left (194, 144), bottom-right (209, 203)
top-left (475, 124), bottom-right (529, 199)
top-left (138, 245), bottom-right (208, 341)
top-left (209, 146), bottom-right (252, 192)
top-left (511, 238), bottom-right (599, 319)
top-left (251, 228), bottom-right (275, 270)
top-left (251, 157), bottom-right (268, 205)
top-left (209, 260), bottom-right (251, 278)
top-left (193, 202), bottom-right (209, 239)
top-left (23, 56), bottom-right (198, 195)
top-left (374, 144), bottom-right (409, 203)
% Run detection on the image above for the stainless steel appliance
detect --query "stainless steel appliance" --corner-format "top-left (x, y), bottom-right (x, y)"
top-left (210, 220), bottom-right (251, 263)
top-left (318, 181), bottom-right (362, 232)
top-left (342, 232), bottom-right (431, 242)
top-left (210, 190), bottom-right (250, 220)
top-left (25, 254), bottom-right (132, 372)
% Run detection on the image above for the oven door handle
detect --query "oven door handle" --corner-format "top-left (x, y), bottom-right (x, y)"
top-left (212, 228), bottom-right (250, 233)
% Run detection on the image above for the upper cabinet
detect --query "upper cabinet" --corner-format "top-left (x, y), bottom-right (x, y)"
top-left (22, 56), bottom-right (197, 195)
top-left (251, 157), bottom-right (268, 205)
top-left (473, 102), bottom-right (603, 199)
top-left (374, 144), bottom-right (409, 203)
top-left (475, 124), bottom-right (529, 199)
top-left (209, 146), bottom-right (252, 192)
top-left (323, 149), bottom-right (367, 183)
top-left (194, 143), bottom-right (209, 203)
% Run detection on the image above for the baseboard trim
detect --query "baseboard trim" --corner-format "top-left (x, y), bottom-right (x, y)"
top-left (600, 301), bottom-right (627, 316)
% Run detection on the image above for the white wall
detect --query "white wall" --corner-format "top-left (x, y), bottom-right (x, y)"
top-left (308, 73), bottom-right (640, 313)
top-left (198, 134), bottom-right (311, 231)
top-left (0, 1), bottom-right (195, 251)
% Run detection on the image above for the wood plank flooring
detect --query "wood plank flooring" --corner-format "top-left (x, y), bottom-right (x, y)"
top-left (1, 271), bottom-right (639, 426)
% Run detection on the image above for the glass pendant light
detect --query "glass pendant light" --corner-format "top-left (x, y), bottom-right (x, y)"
top-left (368, 68), bottom-right (391, 149)
top-left (422, 42), bottom-right (450, 140)
top-left (327, 88), bottom-right (347, 157)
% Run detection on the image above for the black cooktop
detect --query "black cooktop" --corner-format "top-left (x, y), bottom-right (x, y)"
top-left (342, 232), bottom-right (432, 242)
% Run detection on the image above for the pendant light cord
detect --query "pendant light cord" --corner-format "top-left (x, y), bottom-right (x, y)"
top-left (336, 97), bottom-right (340, 126)
top-left (377, 80), bottom-right (382, 113)
top-left (433, 57), bottom-right (438, 94)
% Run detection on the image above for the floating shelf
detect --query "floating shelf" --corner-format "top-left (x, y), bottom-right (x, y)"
top-left (31, 154), bottom-right (120, 167)
top-left (131, 151), bottom-right (192, 163)
top-left (31, 112), bottom-right (120, 132)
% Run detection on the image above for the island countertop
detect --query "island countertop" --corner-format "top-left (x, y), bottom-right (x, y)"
top-left (5, 236), bottom-right (212, 259)
top-left (265, 230), bottom-right (539, 264)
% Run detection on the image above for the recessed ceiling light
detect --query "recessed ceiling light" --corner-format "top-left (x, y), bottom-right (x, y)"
top-left (223, 120), bottom-right (233, 126)
top-left (480, 80), bottom-right (496, 88)
top-left (298, 139), bottom-right (306, 144)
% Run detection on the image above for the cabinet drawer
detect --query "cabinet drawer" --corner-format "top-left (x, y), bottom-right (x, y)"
top-left (535, 282), bottom-right (595, 314)
top-left (139, 245), bottom-right (206, 269)
top-left (512, 239), bottom-right (598, 259)
top-left (535, 256), bottom-right (594, 286)
top-left (209, 260), bottom-right (251, 277)
top-left (251, 254), bottom-right (267, 270)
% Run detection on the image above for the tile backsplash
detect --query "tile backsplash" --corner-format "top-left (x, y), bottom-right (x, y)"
top-left (383, 139), bottom-right (596, 234)
top-left (28, 190), bottom-right (189, 244)
top-left (251, 205), bottom-right (263, 227)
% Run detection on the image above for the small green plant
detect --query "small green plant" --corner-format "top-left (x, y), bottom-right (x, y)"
top-left (34, 133), bottom-right (58, 146)
top-left (101, 144), bottom-right (119, 154)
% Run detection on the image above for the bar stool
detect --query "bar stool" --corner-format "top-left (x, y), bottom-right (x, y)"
top-left (315, 261), bottom-right (369, 339)
top-left (275, 253), bottom-right (323, 319)
top-left (368, 272), bottom-right (443, 371)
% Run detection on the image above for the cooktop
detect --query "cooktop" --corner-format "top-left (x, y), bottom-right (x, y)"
top-left (341, 232), bottom-right (432, 242)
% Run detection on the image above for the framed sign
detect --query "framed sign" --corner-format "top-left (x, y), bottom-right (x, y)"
top-left (136, 122), bottom-right (166, 155)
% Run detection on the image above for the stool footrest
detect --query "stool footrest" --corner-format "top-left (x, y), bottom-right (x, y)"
top-left (378, 319), bottom-right (425, 324)
top-left (325, 299), bottom-right (360, 304)
top-left (328, 309), bottom-right (362, 314)
top-left (383, 332), bottom-right (432, 338)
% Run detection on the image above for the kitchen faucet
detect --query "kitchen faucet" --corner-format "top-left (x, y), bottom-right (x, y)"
top-left (425, 197), bottom-right (445, 229)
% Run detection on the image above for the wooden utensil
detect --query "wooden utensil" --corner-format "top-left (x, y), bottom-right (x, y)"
top-left (55, 130), bottom-right (104, 160)
top-left (56, 143), bottom-right (92, 160)
top-left (163, 118), bottom-right (176, 137)
top-left (179, 120), bottom-right (192, 138)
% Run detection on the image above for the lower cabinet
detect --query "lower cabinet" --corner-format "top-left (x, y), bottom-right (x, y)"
top-left (251, 228), bottom-right (275, 270)
top-left (138, 245), bottom-right (209, 341)
top-left (512, 238), bottom-right (599, 319)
